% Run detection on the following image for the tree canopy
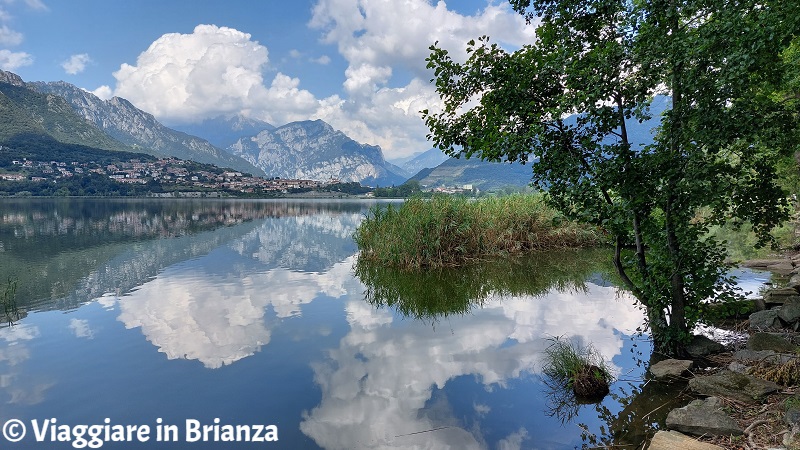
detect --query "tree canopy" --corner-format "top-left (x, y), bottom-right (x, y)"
top-left (423, 0), bottom-right (800, 354)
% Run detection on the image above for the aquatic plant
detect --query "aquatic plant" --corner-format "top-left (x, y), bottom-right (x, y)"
top-left (541, 336), bottom-right (614, 401)
top-left (353, 194), bottom-right (603, 270)
top-left (1, 278), bottom-right (19, 325)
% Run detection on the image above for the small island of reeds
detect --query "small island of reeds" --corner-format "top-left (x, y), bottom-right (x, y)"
top-left (353, 194), bottom-right (604, 269)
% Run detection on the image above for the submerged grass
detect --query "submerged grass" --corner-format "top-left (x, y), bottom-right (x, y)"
top-left (354, 194), bottom-right (603, 269)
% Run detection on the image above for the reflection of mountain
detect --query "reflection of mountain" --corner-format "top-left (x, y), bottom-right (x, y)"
top-left (0, 199), bottom-right (369, 310)
top-left (302, 252), bottom-right (643, 449)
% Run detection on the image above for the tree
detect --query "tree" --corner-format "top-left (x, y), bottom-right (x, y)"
top-left (422, 0), bottom-right (800, 355)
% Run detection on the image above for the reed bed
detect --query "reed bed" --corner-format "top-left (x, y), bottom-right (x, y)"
top-left (353, 194), bottom-right (604, 269)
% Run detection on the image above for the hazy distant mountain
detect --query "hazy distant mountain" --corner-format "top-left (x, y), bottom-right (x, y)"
top-left (27, 78), bottom-right (264, 176)
top-left (411, 97), bottom-right (668, 192)
top-left (410, 157), bottom-right (533, 191)
top-left (389, 148), bottom-right (449, 176)
top-left (171, 115), bottom-right (275, 149)
top-left (228, 119), bottom-right (406, 186)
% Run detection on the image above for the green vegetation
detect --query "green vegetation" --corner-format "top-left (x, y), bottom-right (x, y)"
top-left (423, 0), bottom-right (800, 355)
top-left (373, 180), bottom-right (424, 198)
top-left (1, 278), bottom-right (19, 325)
top-left (354, 194), bottom-right (603, 269)
top-left (541, 336), bottom-right (613, 401)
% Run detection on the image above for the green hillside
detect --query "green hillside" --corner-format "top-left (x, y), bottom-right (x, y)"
top-left (0, 83), bottom-right (132, 153)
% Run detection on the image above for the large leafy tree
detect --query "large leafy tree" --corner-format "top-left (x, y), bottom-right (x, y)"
top-left (423, 0), bottom-right (800, 354)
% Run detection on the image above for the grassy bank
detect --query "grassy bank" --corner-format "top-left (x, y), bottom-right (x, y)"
top-left (353, 194), bottom-right (603, 269)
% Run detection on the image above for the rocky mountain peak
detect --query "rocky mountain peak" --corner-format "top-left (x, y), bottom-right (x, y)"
top-left (0, 70), bottom-right (26, 87)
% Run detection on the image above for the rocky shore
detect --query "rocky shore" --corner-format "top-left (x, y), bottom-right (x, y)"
top-left (647, 255), bottom-right (800, 450)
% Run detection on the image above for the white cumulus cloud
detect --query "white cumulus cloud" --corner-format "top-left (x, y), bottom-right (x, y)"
top-left (61, 53), bottom-right (91, 75)
top-left (113, 24), bottom-right (318, 126)
top-left (0, 24), bottom-right (22, 46)
top-left (0, 48), bottom-right (31, 70)
top-left (109, 3), bottom-right (537, 158)
top-left (90, 84), bottom-right (113, 100)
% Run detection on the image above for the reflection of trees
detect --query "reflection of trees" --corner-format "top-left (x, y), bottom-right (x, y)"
top-left (355, 249), bottom-right (685, 448)
top-left (354, 249), bottom-right (615, 321)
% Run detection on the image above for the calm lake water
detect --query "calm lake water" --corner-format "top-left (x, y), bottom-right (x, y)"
top-left (0, 198), bottom-right (735, 449)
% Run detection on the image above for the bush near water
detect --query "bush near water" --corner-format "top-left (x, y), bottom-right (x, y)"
top-left (353, 194), bottom-right (603, 269)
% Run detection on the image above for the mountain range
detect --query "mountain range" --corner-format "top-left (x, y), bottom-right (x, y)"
top-left (2, 69), bottom-right (655, 191)
top-left (0, 70), bottom-right (408, 186)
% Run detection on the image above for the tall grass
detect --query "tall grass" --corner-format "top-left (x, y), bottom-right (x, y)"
top-left (354, 194), bottom-right (603, 269)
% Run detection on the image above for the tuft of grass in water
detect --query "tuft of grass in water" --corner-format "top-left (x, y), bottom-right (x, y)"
top-left (1, 278), bottom-right (19, 326)
top-left (354, 194), bottom-right (603, 270)
top-left (541, 336), bottom-right (613, 401)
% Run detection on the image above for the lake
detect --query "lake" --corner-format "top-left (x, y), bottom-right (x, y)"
top-left (0, 198), bottom-right (753, 449)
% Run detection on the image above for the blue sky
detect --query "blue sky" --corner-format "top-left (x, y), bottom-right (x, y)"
top-left (0, 0), bottom-right (535, 158)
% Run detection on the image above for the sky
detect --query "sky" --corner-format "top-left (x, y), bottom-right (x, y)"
top-left (0, 0), bottom-right (536, 159)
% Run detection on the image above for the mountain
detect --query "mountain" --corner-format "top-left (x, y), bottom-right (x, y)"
top-left (25, 78), bottom-right (263, 176)
top-left (0, 73), bottom-right (133, 153)
top-left (410, 157), bottom-right (533, 191)
top-left (171, 115), bottom-right (275, 149)
top-left (228, 119), bottom-right (406, 186)
top-left (390, 148), bottom-right (449, 176)
top-left (411, 97), bottom-right (668, 192)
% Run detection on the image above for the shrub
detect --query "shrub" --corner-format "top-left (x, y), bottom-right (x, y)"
top-left (354, 194), bottom-right (603, 269)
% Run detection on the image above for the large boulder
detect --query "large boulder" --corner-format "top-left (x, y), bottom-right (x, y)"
top-left (689, 370), bottom-right (780, 404)
top-left (748, 332), bottom-right (799, 353)
top-left (665, 397), bottom-right (743, 437)
top-left (650, 359), bottom-right (693, 379)
top-left (778, 298), bottom-right (800, 325)
top-left (733, 349), bottom-right (795, 365)
top-left (749, 309), bottom-right (782, 331)
top-left (764, 288), bottom-right (800, 306)
top-left (685, 335), bottom-right (725, 357)
top-left (647, 430), bottom-right (724, 450)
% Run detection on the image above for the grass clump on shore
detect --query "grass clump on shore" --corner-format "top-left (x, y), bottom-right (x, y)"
top-left (353, 194), bottom-right (603, 269)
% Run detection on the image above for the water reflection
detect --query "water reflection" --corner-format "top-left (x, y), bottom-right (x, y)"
top-left (0, 199), bottom-right (665, 449)
top-left (0, 198), bottom-right (366, 311)
top-left (299, 253), bottom-right (645, 449)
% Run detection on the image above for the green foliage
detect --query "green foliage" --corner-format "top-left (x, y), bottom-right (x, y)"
top-left (423, 0), bottom-right (800, 355)
top-left (354, 248), bottom-right (613, 321)
top-left (373, 180), bottom-right (423, 198)
top-left (1, 278), bottom-right (19, 325)
top-left (353, 194), bottom-right (603, 269)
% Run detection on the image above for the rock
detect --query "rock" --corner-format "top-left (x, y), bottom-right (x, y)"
top-left (764, 288), bottom-right (800, 305)
top-left (733, 349), bottom-right (795, 365)
top-left (742, 259), bottom-right (792, 269)
top-left (650, 359), bottom-right (693, 379)
top-left (728, 361), bottom-right (748, 373)
top-left (767, 261), bottom-right (796, 274)
top-left (787, 408), bottom-right (800, 427)
top-left (748, 332), bottom-right (799, 353)
top-left (778, 298), bottom-right (800, 324)
top-left (688, 370), bottom-right (780, 404)
top-left (647, 430), bottom-right (725, 450)
top-left (686, 335), bottom-right (725, 357)
top-left (790, 273), bottom-right (800, 286)
top-left (665, 397), bottom-right (743, 437)
top-left (749, 309), bottom-right (782, 331)
top-left (786, 424), bottom-right (800, 450)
